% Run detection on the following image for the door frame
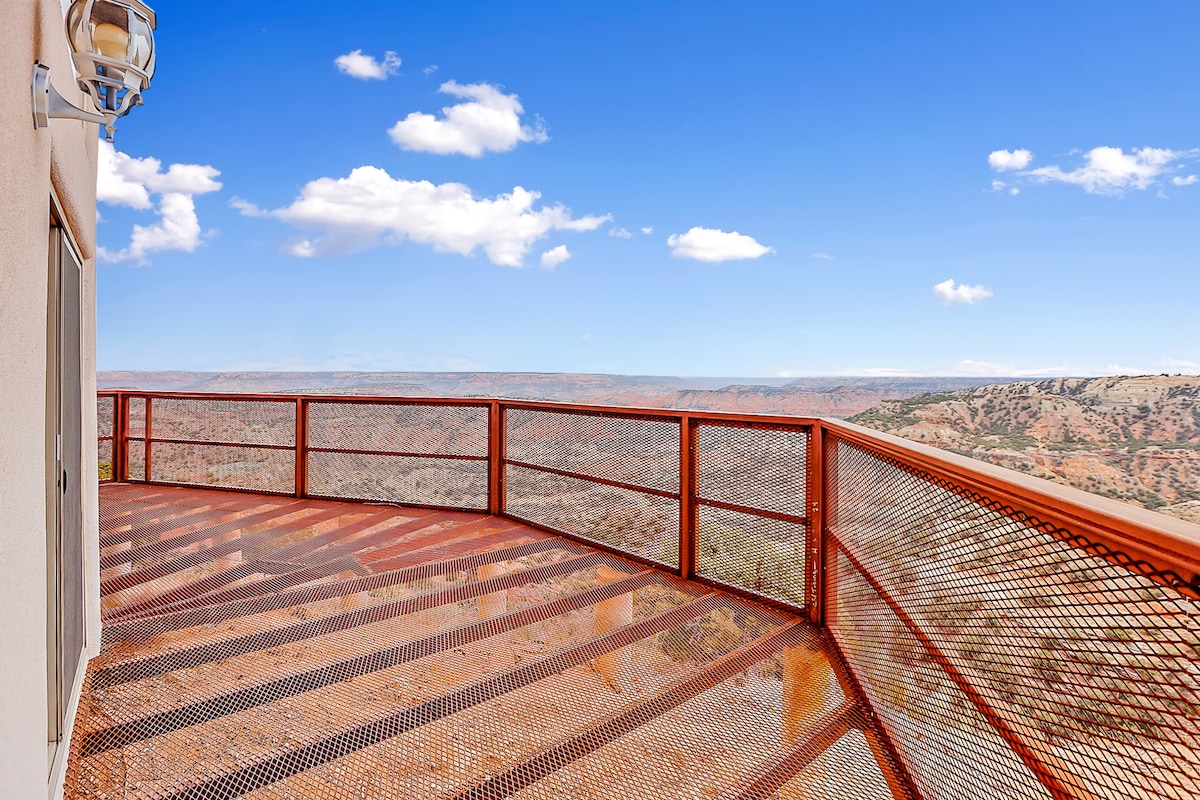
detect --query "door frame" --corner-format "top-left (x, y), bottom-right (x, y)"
top-left (45, 192), bottom-right (88, 781)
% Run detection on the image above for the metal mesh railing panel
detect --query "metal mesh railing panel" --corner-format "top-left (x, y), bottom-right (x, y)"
top-left (506, 463), bottom-right (679, 566)
top-left (506, 408), bottom-right (679, 494)
top-left (835, 551), bottom-right (1052, 800)
top-left (128, 396), bottom-right (146, 438)
top-left (696, 422), bottom-right (808, 516)
top-left (308, 451), bottom-right (488, 510)
top-left (98, 395), bottom-right (115, 480)
top-left (127, 397), bottom-right (147, 480)
top-left (98, 439), bottom-right (113, 482)
top-left (698, 504), bottom-right (807, 606)
top-left (98, 394), bottom-right (115, 435)
top-left (828, 436), bottom-right (1200, 800)
top-left (152, 397), bottom-right (296, 447)
top-left (149, 441), bottom-right (296, 494)
top-left (307, 401), bottom-right (488, 457)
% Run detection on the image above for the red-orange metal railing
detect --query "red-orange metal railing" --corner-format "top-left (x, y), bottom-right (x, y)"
top-left (95, 390), bottom-right (1200, 800)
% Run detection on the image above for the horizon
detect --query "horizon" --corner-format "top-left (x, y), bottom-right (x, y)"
top-left (95, 1), bottom-right (1200, 378)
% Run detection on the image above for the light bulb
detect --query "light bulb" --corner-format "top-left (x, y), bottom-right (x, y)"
top-left (92, 22), bottom-right (129, 59)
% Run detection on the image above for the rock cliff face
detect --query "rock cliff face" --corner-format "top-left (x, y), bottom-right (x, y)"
top-left (851, 376), bottom-right (1200, 518)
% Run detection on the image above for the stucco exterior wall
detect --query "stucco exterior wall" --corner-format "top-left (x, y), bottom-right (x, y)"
top-left (0, 1), bottom-right (100, 797)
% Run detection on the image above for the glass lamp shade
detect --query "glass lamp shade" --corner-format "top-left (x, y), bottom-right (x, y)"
top-left (64, 0), bottom-right (156, 117)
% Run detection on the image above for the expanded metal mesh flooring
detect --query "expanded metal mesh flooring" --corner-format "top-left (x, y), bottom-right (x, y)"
top-left (67, 484), bottom-right (897, 800)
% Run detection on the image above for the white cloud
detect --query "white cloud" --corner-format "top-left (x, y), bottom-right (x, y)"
top-left (228, 197), bottom-right (267, 217)
top-left (1009, 187), bottom-right (1020, 195)
top-left (809, 252), bottom-right (835, 260)
top-left (1172, 174), bottom-right (1198, 186)
top-left (96, 141), bottom-right (221, 263)
top-left (667, 227), bottom-right (775, 262)
top-left (952, 360), bottom-right (1067, 377)
top-left (1163, 357), bottom-right (1200, 372)
top-left (1027, 146), bottom-right (1188, 195)
top-left (988, 149), bottom-right (1033, 171)
top-left (240, 165), bottom-right (609, 267)
top-left (640, 227), bottom-right (653, 235)
top-left (540, 245), bottom-right (571, 269)
top-left (334, 49), bottom-right (401, 80)
top-left (423, 65), bottom-right (439, 76)
top-left (388, 81), bottom-right (548, 157)
top-left (933, 278), bottom-right (993, 305)
top-left (609, 227), bottom-right (633, 238)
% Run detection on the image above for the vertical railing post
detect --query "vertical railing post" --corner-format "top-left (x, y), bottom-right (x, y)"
top-left (294, 397), bottom-right (308, 498)
top-left (807, 422), bottom-right (826, 625)
top-left (143, 396), bottom-right (153, 483)
top-left (113, 392), bottom-right (126, 482)
top-left (678, 414), bottom-right (696, 580)
top-left (488, 401), bottom-right (506, 516)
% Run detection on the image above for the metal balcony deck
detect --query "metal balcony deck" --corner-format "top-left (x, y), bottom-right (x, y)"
top-left (66, 483), bottom-right (898, 799)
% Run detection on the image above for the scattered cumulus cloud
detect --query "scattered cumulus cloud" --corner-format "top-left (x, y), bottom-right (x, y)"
top-left (933, 278), bottom-right (993, 306)
top-left (1027, 146), bottom-right (1190, 195)
top-left (423, 65), bottom-right (439, 76)
top-left (809, 252), bottom-right (835, 260)
top-left (608, 227), bottom-right (633, 238)
top-left (540, 245), bottom-right (571, 269)
top-left (237, 165), bottom-right (610, 267)
top-left (667, 227), bottom-right (775, 262)
top-left (228, 197), bottom-right (267, 217)
top-left (988, 149), bottom-right (1033, 171)
top-left (988, 146), bottom-right (1200, 195)
top-left (334, 49), bottom-right (401, 80)
top-left (96, 141), bottom-right (221, 263)
top-left (640, 227), bottom-right (653, 235)
top-left (388, 81), bottom-right (548, 157)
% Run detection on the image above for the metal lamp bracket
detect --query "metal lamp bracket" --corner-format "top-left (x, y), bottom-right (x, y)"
top-left (32, 62), bottom-right (117, 142)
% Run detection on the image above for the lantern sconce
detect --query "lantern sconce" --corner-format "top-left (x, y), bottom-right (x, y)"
top-left (32, 0), bottom-right (156, 142)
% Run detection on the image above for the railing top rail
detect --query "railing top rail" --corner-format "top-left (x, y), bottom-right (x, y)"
top-left (822, 417), bottom-right (1200, 597)
top-left (95, 390), bottom-right (493, 407)
top-left (95, 390), bottom-right (821, 427)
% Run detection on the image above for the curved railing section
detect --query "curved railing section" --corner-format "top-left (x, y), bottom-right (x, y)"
top-left (96, 390), bottom-right (1200, 800)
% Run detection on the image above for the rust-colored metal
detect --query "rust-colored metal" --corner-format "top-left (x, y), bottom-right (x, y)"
top-left (833, 533), bottom-right (1079, 800)
top-left (823, 626), bottom-right (922, 800)
top-left (306, 446), bottom-right (487, 461)
top-left (806, 423), bottom-right (824, 624)
top-left (83, 391), bottom-right (1200, 800)
top-left (115, 392), bottom-right (127, 481)
top-left (678, 414), bottom-right (696, 579)
top-left (715, 700), bottom-right (860, 800)
top-left (454, 620), bottom-right (814, 800)
top-left (504, 457), bottom-right (681, 500)
top-left (696, 496), bottom-right (809, 526)
top-left (295, 397), bottom-right (308, 497)
top-left (488, 400), bottom-right (504, 515)
top-left (143, 395), bottom-right (153, 482)
top-left (822, 417), bottom-right (1200, 598)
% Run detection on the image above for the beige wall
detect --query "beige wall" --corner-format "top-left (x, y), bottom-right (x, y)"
top-left (0, 1), bottom-right (100, 798)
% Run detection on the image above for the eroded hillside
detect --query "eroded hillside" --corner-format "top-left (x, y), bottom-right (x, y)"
top-left (851, 376), bottom-right (1200, 517)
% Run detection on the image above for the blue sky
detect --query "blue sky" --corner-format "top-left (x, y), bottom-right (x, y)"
top-left (95, 0), bottom-right (1200, 377)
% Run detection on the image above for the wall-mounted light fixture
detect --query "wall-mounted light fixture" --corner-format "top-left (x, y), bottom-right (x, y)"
top-left (32, 0), bottom-right (156, 142)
